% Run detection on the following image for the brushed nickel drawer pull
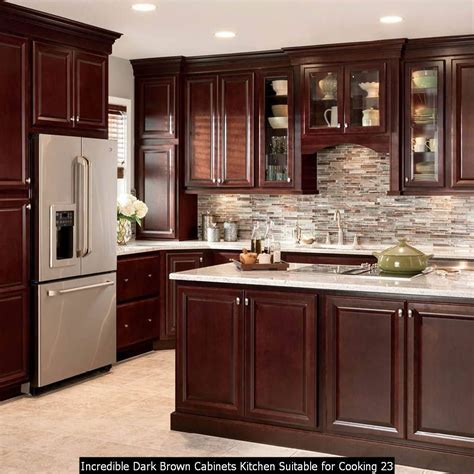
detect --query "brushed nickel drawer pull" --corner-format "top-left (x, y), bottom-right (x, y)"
top-left (47, 280), bottom-right (114, 296)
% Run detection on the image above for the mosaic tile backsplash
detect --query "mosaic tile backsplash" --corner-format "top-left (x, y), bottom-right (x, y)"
top-left (198, 145), bottom-right (474, 249)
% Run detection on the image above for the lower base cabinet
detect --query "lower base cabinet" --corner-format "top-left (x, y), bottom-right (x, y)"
top-left (174, 282), bottom-right (474, 471)
top-left (0, 290), bottom-right (28, 390)
top-left (325, 296), bottom-right (405, 439)
top-left (407, 302), bottom-right (474, 450)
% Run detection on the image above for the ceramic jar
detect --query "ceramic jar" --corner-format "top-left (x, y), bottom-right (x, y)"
top-left (362, 108), bottom-right (380, 127)
top-left (318, 72), bottom-right (337, 100)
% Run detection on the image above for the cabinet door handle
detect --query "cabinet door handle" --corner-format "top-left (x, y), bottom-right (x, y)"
top-left (26, 178), bottom-right (31, 184)
top-left (169, 228), bottom-right (174, 233)
top-left (212, 178), bottom-right (216, 183)
top-left (236, 297), bottom-right (240, 305)
top-left (405, 177), bottom-right (409, 183)
top-left (397, 308), bottom-right (403, 318)
top-left (199, 257), bottom-right (203, 263)
top-left (344, 123), bottom-right (348, 129)
top-left (76, 115), bottom-right (80, 123)
top-left (124, 324), bottom-right (129, 328)
top-left (337, 123), bottom-right (341, 128)
top-left (148, 274), bottom-right (153, 278)
top-left (26, 203), bottom-right (31, 210)
top-left (147, 318), bottom-right (152, 323)
top-left (287, 177), bottom-right (291, 183)
top-left (123, 278), bottom-right (129, 283)
top-left (217, 178), bottom-right (222, 184)
top-left (408, 309), bottom-right (413, 318)
top-left (70, 116), bottom-right (75, 123)
top-left (244, 298), bottom-right (249, 306)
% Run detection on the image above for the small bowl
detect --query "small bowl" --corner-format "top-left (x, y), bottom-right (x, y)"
top-left (271, 105), bottom-right (288, 117)
top-left (268, 117), bottom-right (288, 129)
top-left (271, 80), bottom-right (288, 96)
top-left (358, 82), bottom-right (379, 98)
top-left (412, 71), bottom-right (437, 89)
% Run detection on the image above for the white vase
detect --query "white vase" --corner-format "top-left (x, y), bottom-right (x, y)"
top-left (117, 218), bottom-right (132, 245)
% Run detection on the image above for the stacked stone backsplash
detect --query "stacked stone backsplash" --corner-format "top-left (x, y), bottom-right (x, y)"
top-left (198, 145), bottom-right (474, 249)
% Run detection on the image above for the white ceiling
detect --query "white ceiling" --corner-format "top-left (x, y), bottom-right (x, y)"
top-left (9, 0), bottom-right (474, 60)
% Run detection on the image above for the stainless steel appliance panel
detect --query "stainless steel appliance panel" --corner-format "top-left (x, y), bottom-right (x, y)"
top-left (38, 135), bottom-right (82, 281)
top-left (35, 272), bottom-right (116, 388)
top-left (80, 138), bottom-right (117, 276)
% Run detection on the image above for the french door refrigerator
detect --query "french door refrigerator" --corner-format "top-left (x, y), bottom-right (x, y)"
top-left (31, 134), bottom-right (117, 389)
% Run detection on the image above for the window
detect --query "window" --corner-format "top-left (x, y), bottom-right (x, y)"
top-left (108, 103), bottom-right (129, 197)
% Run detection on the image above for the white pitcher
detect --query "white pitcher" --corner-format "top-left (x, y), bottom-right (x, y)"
top-left (324, 106), bottom-right (338, 128)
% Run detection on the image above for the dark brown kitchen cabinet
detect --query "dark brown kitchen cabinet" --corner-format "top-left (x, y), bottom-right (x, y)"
top-left (0, 199), bottom-right (29, 292)
top-left (185, 73), bottom-right (254, 189)
top-left (452, 58), bottom-right (474, 188)
top-left (117, 296), bottom-right (160, 351)
top-left (303, 63), bottom-right (386, 137)
top-left (176, 285), bottom-right (244, 418)
top-left (138, 76), bottom-right (176, 139)
top-left (164, 251), bottom-right (204, 340)
top-left (245, 290), bottom-right (317, 429)
top-left (33, 42), bottom-right (73, 129)
top-left (0, 290), bottom-right (28, 389)
top-left (0, 34), bottom-right (28, 189)
top-left (407, 301), bottom-right (474, 449)
top-left (136, 144), bottom-right (176, 240)
top-left (185, 76), bottom-right (217, 187)
top-left (74, 51), bottom-right (107, 131)
top-left (33, 41), bottom-right (108, 135)
top-left (325, 296), bottom-right (405, 439)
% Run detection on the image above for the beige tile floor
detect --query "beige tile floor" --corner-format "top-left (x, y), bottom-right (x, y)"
top-left (0, 350), bottom-right (444, 473)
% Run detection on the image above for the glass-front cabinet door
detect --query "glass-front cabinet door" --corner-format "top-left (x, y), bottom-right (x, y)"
top-left (303, 66), bottom-right (343, 135)
top-left (259, 70), bottom-right (294, 187)
top-left (345, 64), bottom-right (385, 133)
top-left (404, 61), bottom-right (444, 188)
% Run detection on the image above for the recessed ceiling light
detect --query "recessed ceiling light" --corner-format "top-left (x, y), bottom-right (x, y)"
top-left (380, 15), bottom-right (403, 24)
top-left (132, 3), bottom-right (156, 12)
top-left (215, 31), bottom-right (236, 39)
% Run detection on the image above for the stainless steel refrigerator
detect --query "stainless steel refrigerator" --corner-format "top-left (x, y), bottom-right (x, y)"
top-left (31, 134), bottom-right (117, 389)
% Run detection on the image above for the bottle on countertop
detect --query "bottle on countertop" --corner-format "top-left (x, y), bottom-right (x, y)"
top-left (263, 218), bottom-right (274, 255)
top-left (250, 222), bottom-right (262, 255)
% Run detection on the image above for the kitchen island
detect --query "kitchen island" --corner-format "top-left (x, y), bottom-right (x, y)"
top-left (170, 263), bottom-right (474, 473)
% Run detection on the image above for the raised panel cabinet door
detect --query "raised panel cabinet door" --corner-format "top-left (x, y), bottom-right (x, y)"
top-left (74, 51), bottom-right (107, 130)
top-left (164, 252), bottom-right (204, 340)
top-left (452, 58), bottom-right (474, 188)
top-left (0, 199), bottom-right (29, 292)
top-left (176, 285), bottom-right (244, 418)
top-left (0, 290), bottom-right (28, 388)
top-left (219, 73), bottom-right (254, 187)
top-left (138, 77), bottom-right (176, 139)
top-left (33, 42), bottom-right (73, 128)
top-left (0, 34), bottom-right (27, 189)
top-left (136, 145), bottom-right (176, 239)
top-left (325, 296), bottom-right (405, 439)
top-left (407, 302), bottom-right (474, 449)
top-left (245, 291), bottom-right (317, 429)
top-left (185, 76), bottom-right (218, 187)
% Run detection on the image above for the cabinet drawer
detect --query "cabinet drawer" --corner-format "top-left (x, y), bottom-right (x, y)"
top-left (117, 255), bottom-right (160, 303)
top-left (117, 297), bottom-right (160, 350)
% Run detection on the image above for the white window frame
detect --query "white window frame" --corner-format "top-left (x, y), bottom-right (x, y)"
top-left (109, 96), bottom-right (132, 194)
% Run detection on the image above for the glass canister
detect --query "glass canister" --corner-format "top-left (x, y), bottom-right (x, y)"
top-left (201, 211), bottom-right (215, 241)
top-left (223, 219), bottom-right (238, 242)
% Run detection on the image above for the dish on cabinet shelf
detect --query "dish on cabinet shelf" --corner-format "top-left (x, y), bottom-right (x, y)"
top-left (358, 81), bottom-right (379, 98)
top-left (268, 117), bottom-right (288, 129)
top-left (271, 104), bottom-right (288, 117)
top-left (412, 70), bottom-right (437, 89)
top-left (271, 80), bottom-right (288, 96)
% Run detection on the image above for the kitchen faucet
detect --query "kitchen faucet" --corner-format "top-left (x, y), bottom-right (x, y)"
top-left (334, 210), bottom-right (344, 246)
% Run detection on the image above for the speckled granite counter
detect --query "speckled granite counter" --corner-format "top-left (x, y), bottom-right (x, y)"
top-left (117, 239), bottom-right (474, 260)
top-left (170, 262), bottom-right (474, 299)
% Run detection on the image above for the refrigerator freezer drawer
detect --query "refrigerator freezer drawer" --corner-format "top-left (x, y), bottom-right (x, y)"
top-left (34, 273), bottom-right (116, 388)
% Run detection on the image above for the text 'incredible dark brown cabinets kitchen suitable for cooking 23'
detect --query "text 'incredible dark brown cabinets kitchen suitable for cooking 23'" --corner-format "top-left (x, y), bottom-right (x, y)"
top-left (0, 2), bottom-right (120, 400)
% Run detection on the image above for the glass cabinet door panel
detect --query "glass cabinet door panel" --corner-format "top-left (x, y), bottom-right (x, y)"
top-left (305, 67), bottom-right (342, 133)
top-left (406, 63), bottom-right (444, 187)
top-left (347, 67), bottom-right (383, 130)
top-left (260, 73), bottom-right (293, 187)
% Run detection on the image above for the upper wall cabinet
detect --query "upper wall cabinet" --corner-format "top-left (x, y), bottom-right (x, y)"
top-left (138, 76), bottom-right (176, 139)
top-left (33, 41), bottom-right (108, 136)
top-left (185, 73), bottom-right (254, 189)
top-left (401, 37), bottom-right (474, 194)
top-left (0, 33), bottom-right (27, 190)
top-left (303, 63), bottom-right (386, 137)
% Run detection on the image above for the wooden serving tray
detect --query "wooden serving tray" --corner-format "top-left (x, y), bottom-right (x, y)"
top-left (232, 260), bottom-right (289, 271)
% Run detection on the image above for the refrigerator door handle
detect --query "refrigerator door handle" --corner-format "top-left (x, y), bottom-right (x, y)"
top-left (76, 156), bottom-right (91, 257)
top-left (47, 280), bottom-right (114, 297)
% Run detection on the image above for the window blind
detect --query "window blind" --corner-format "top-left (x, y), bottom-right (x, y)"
top-left (108, 104), bottom-right (127, 171)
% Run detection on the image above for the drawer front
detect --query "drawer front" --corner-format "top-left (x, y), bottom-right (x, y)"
top-left (117, 297), bottom-right (160, 350)
top-left (117, 255), bottom-right (160, 303)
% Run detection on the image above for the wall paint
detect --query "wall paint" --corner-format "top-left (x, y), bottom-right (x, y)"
top-left (198, 145), bottom-right (474, 250)
top-left (108, 56), bottom-right (135, 190)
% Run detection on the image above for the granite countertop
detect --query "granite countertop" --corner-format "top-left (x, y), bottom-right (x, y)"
top-left (169, 262), bottom-right (474, 299)
top-left (117, 239), bottom-right (474, 260)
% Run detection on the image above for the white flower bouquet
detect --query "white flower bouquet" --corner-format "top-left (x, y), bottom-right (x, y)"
top-left (117, 194), bottom-right (148, 245)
